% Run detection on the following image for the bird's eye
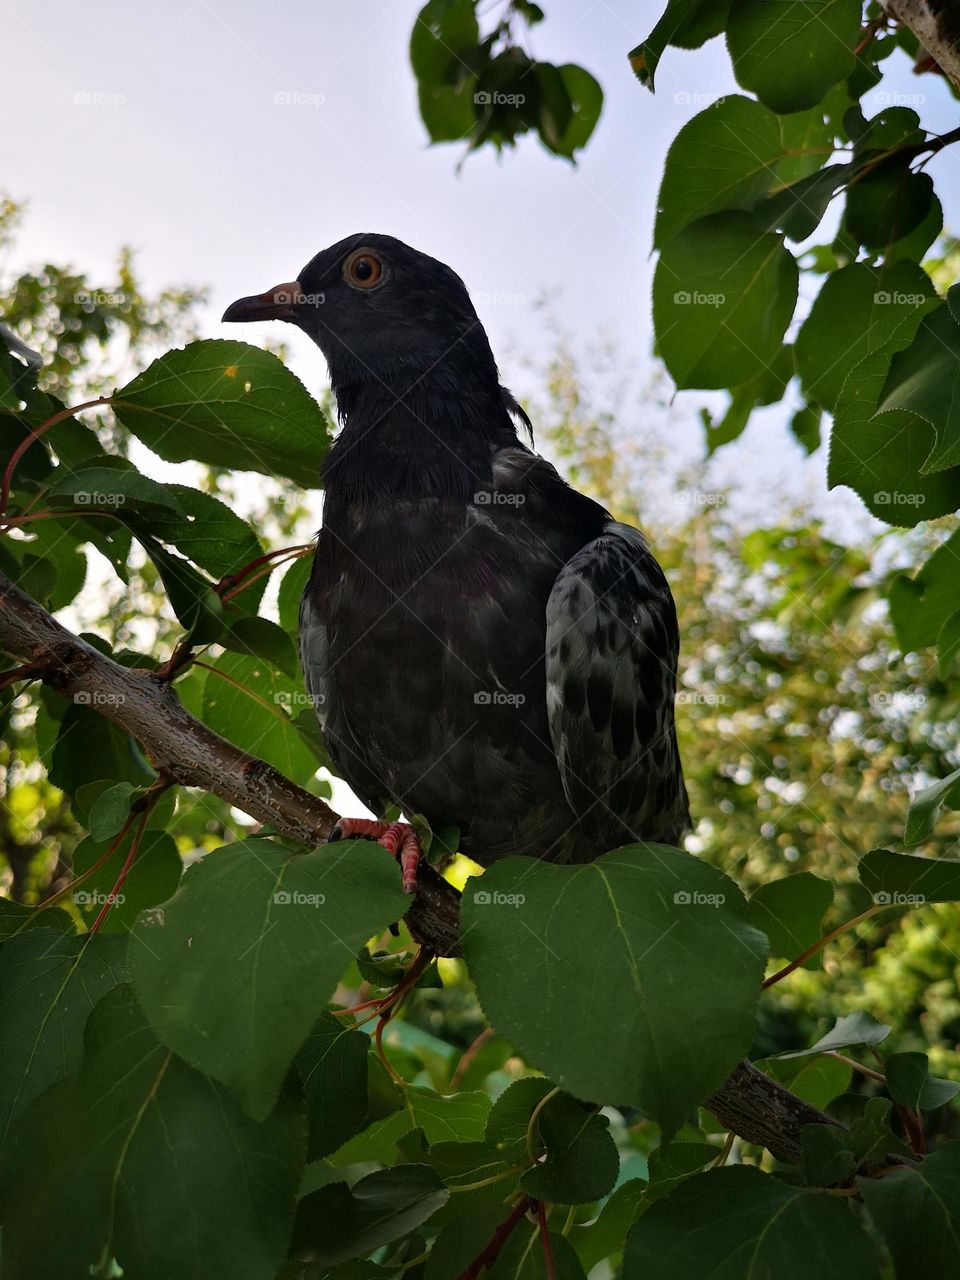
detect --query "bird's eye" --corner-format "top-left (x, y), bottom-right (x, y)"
top-left (343, 249), bottom-right (383, 290)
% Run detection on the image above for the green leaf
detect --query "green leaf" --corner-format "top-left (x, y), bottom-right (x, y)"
top-left (486, 1077), bottom-right (555, 1154)
top-left (0, 931), bottom-right (128, 1149)
top-left (727, 0), bottom-right (861, 113)
top-left (418, 78), bottom-right (478, 143)
top-left (0, 900), bottom-right (73, 942)
top-left (410, 0), bottom-right (479, 86)
top-left (221, 615), bottom-right (299, 679)
top-left (801, 1124), bottom-right (857, 1187)
top-left (699, 345), bottom-right (792, 453)
top-left (760, 1054), bottom-right (852, 1111)
top-left (828, 341), bottom-right (960, 527)
top-left (885, 191), bottom-right (943, 264)
top-left (623, 1165), bottom-right (880, 1279)
top-left (139, 534), bottom-right (226, 643)
top-left (489, 1227), bottom-right (587, 1280)
top-left (522, 1095), bottom-right (619, 1204)
top-left (428, 1138), bottom-right (517, 1189)
top-left (292, 1165), bottom-right (448, 1267)
top-left (334, 1084), bottom-right (492, 1164)
top-left (797, 261), bottom-right (938, 413)
top-left (859, 1141), bottom-right (960, 1275)
top-left (70, 829), bottom-right (182, 933)
top-left (570, 1178), bottom-right (647, 1270)
top-left (790, 403), bottom-right (822, 453)
top-left (46, 461), bottom-right (187, 515)
top-left (758, 163), bottom-right (852, 242)
top-left (653, 211), bottom-right (798, 389)
top-left (87, 780), bottom-right (136, 840)
top-left (426, 1206), bottom-right (514, 1280)
top-left (777, 104), bottom-right (840, 184)
top-left (779, 1011), bottom-right (891, 1060)
top-left (655, 96), bottom-right (783, 248)
top-left (131, 837), bottom-right (407, 1119)
top-left (201, 649), bottom-right (320, 785)
top-left (49, 702), bottom-right (154, 795)
top-left (125, 483), bottom-right (268, 612)
top-left (905, 767), bottom-right (960, 846)
top-left (938, 610), bottom-right (960, 679)
top-left (889, 529), bottom-right (960, 652)
top-left (554, 65), bottom-right (603, 156)
top-left (461, 845), bottom-right (767, 1133)
top-left (855, 106), bottom-right (924, 154)
top-left (859, 848), bottom-right (960, 905)
top-left (848, 1096), bottom-right (913, 1167)
top-left (749, 872), bottom-right (833, 967)
top-left (885, 1052), bottom-right (960, 1111)
top-left (278, 551), bottom-right (313, 633)
top-left (298, 1009), bottom-right (371, 1160)
top-left (111, 339), bottom-right (329, 487)
top-left (629, 0), bottom-right (727, 89)
top-left (878, 295), bottom-right (960, 473)
top-left (643, 1141), bottom-right (717, 1205)
top-left (0, 985), bottom-right (303, 1280)
top-left (846, 162), bottom-right (934, 252)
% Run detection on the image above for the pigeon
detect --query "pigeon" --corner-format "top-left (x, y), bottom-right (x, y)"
top-left (223, 234), bottom-right (689, 891)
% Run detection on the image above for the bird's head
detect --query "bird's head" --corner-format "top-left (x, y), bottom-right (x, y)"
top-left (222, 233), bottom-right (498, 396)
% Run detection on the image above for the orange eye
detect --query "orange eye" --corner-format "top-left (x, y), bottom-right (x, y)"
top-left (343, 249), bottom-right (383, 289)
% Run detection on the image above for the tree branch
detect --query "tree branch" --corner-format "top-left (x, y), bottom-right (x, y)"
top-left (883, 0), bottom-right (960, 88)
top-left (0, 571), bottom-right (842, 1164)
top-left (0, 571), bottom-right (459, 953)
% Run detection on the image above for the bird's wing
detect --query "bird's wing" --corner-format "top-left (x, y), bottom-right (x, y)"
top-left (298, 585), bottom-right (337, 739)
top-left (544, 521), bottom-right (688, 848)
top-left (299, 559), bottom-right (392, 817)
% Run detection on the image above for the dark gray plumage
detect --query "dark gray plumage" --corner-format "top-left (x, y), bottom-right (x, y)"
top-left (223, 234), bottom-right (689, 869)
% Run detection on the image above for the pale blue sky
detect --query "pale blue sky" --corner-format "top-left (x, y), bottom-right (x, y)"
top-left (3, 0), bottom-right (959, 527)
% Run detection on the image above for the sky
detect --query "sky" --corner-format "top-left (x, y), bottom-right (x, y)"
top-left (3, 0), bottom-right (960, 526)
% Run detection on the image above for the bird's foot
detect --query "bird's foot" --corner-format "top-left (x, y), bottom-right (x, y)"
top-left (330, 817), bottom-right (421, 894)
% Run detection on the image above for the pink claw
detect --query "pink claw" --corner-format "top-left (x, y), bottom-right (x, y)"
top-left (331, 817), bottom-right (422, 893)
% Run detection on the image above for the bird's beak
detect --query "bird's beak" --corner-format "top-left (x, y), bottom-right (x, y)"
top-left (221, 280), bottom-right (303, 323)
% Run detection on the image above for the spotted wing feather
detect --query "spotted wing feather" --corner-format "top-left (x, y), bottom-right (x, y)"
top-left (545, 522), bottom-right (689, 850)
